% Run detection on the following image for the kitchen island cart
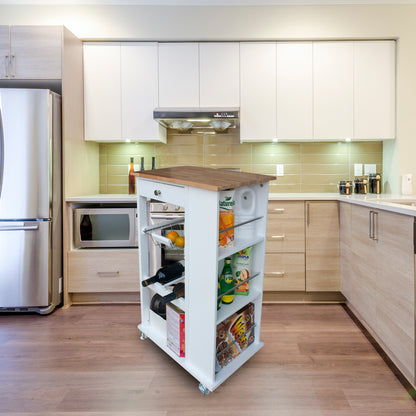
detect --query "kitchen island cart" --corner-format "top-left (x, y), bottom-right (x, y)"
top-left (135, 166), bottom-right (275, 395)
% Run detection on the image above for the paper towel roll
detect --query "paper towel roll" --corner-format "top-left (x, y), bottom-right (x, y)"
top-left (401, 174), bottom-right (413, 195)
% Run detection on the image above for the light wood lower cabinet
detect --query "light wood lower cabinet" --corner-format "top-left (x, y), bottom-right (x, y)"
top-left (264, 252), bottom-right (305, 291)
top-left (68, 249), bottom-right (140, 293)
top-left (305, 201), bottom-right (340, 291)
top-left (340, 202), bottom-right (415, 384)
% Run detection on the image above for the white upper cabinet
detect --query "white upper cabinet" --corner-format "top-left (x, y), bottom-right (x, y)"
top-left (276, 42), bottom-right (313, 140)
top-left (313, 41), bottom-right (354, 140)
top-left (158, 43), bottom-right (199, 107)
top-left (84, 43), bottom-right (122, 141)
top-left (240, 42), bottom-right (277, 142)
top-left (0, 26), bottom-right (9, 78)
top-left (199, 42), bottom-right (240, 108)
top-left (121, 43), bottom-right (165, 142)
top-left (353, 41), bottom-right (396, 139)
top-left (84, 42), bottom-right (165, 142)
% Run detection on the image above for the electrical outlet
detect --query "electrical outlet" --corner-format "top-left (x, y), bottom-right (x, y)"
top-left (354, 163), bottom-right (363, 177)
top-left (364, 164), bottom-right (376, 175)
top-left (276, 164), bottom-right (284, 176)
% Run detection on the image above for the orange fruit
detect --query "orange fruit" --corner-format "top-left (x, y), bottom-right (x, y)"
top-left (174, 236), bottom-right (185, 248)
top-left (166, 231), bottom-right (179, 243)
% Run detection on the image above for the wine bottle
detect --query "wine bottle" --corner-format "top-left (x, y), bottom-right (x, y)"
top-left (150, 282), bottom-right (185, 319)
top-left (128, 157), bottom-right (135, 195)
top-left (152, 156), bottom-right (156, 170)
top-left (220, 258), bottom-right (234, 304)
top-left (142, 260), bottom-right (185, 287)
top-left (140, 157), bottom-right (145, 171)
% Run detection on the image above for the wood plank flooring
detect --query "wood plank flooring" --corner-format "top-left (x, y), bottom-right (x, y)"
top-left (0, 304), bottom-right (415, 415)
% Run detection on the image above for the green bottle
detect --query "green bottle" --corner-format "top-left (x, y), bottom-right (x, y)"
top-left (220, 258), bottom-right (234, 304)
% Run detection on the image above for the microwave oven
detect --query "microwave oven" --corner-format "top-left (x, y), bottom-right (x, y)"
top-left (73, 207), bottom-right (138, 248)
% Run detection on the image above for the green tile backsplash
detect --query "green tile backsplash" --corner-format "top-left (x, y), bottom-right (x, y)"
top-left (99, 133), bottom-right (383, 194)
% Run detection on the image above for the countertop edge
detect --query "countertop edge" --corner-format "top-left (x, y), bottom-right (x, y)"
top-left (66, 193), bottom-right (416, 216)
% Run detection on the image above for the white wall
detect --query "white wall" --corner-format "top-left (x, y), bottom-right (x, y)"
top-left (1, 4), bottom-right (415, 192)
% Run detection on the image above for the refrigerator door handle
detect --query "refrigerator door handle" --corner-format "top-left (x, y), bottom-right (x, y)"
top-left (0, 223), bottom-right (39, 232)
top-left (0, 99), bottom-right (4, 199)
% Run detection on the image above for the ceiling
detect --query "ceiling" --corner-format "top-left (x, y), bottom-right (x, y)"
top-left (0, 0), bottom-right (415, 5)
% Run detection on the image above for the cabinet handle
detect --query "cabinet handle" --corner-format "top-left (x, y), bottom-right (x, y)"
top-left (271, 235), bottom-right (285, 240)
top-left (154, 190), bottom-right (161, 196)
top-left (372, 211), bottom-right (378, 241)
top-left (369, 211), bottom-right (373, 239)
top-left (4, 55), bottom-right (9, 78)
top-left (10, 54), bottom-right (15, 78)
top-left (269, 271), bottom-right (285, 277)
top-left (97, 271), bottom-right (120, 278)
top-left (306, 202), bottom-right (310, 226)
top-left (273, 208), bottom-right (285, 213)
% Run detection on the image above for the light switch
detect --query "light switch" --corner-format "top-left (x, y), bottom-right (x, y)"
top-left (354, 163), bottom-right (363, 177)
top-left (364, 164), bottom-right (376, 175)
top-left (276, 164), bottom-right (284, 177)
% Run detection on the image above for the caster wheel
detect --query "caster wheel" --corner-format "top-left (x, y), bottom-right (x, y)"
top-left (198, 384), bottom-right (210, 396)
top-left (139, 331), bottom-right (147, 340)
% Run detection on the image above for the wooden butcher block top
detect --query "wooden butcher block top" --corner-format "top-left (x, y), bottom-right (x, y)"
top-left (134, 166), bottom-right (276, 191)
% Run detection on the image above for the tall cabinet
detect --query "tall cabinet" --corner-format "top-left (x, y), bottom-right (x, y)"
top-left (136, 167), bottom-right (274, 394)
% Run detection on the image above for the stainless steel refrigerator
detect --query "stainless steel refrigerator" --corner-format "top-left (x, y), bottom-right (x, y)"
top-left (0, 88), bottom-right (62, 314)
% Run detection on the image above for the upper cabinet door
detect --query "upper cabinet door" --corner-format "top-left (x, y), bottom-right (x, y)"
top-left (158, 43), bottom-right (199, 107)
top-left (313, 42), bottom-right (354, 140)
top-left (0, 26), bottom-right (9, 79)
top-left (276, 42), bottom-right (313, 140)
top-left (121, 43), bottom-right (165, 142)
top-left (354, 41), bottom-right (396, 140)
top-left (199, 42), bottom-right (240, 108)
top-left (83, 43), bottom-right (122, 141)
top-left (9, 26), bottom-right (61, 79)
top-left (240, 42), bottom-right (277, 142)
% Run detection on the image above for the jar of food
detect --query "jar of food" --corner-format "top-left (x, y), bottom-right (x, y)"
top-left (354, 178), bottom-right (368, 194)
top-left (338, 180), bottom-right (353, 195)
top-left (368, 173), bottom-right (382, 194)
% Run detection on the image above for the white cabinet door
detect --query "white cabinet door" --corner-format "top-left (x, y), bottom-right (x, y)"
top-left (354, 41), bottom-right (396, 139)
top-left (240, 42), bottom-right (277, 142)
top-left (9, 26), bottom-right (62, 79)
top-left (276, 42), bottom-right (313, 140)
top-left (199, 42), bottom-right (240, 108)
top-left (313, 42), bottom-right (354, 140)
top-left (83, 43), bottom-right (122, 141)
top-left (158, 43), bottom-right (199, 107)
top-left (121, 43), bottom-right (165, 142)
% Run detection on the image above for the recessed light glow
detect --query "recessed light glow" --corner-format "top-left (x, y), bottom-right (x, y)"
top-left (345, 137), bottom-right (351, 142)
top-left (187, 118), bottom-right (210, 122)
top-left (125, 139), bottom-right (131, 143)
top-left (272, 138), bottom-right (279, 143)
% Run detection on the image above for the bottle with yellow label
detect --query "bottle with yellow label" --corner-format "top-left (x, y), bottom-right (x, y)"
top-left (220, 258), bottom-right (234, 304)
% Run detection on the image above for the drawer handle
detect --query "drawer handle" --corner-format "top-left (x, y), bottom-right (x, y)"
top-left (271, 235), bottom-right (285, 240)
top-left (269, 271), bottom-right (285, 278)
top-left (154, 190), bottom-right (161, 196)
top-left (273, 208), bottom-right (285, 213)
top-left (97, 271), bottom-right (120, 278)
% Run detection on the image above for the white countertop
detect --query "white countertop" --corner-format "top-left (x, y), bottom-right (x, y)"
top-left (66, 193), bottom-right (416, 216)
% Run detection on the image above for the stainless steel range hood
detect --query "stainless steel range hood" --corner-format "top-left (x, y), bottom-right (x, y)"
top-left (153, 107), bottom-right (239, 134)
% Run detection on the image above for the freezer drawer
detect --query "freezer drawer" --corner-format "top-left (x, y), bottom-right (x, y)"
top-left (0, 220), bottom-right (51, 307)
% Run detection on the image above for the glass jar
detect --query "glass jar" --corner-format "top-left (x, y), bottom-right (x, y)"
top-left (354, 178), bottom-right (368, 194)
top-left (368, 173), bottom-right (382, 194)
top-left (338, 180), bottom-right (353, 195)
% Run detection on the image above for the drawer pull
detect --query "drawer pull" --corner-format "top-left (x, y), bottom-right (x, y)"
top-left (273, 208), bottom-right (285, 213)
top-left (97, 271), bottom-right (120, 278)
top-left (271, 235), bottom-right (285, 241)
top-left (269, 271), bottom-right (285, 278)
top-left (154, 190), bottom-right (161, 196)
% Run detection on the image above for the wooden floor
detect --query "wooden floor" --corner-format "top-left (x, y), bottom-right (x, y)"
top-left (1, 304), bottom-right (415, 416)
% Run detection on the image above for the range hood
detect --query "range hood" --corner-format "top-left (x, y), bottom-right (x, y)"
top-left (153, 107), bottom-right (239, 134)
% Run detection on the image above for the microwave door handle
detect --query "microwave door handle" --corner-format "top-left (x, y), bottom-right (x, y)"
top-left (150, 214), bottom-right (184, 219)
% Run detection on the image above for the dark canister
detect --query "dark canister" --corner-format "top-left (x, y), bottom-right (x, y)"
top-left (354, 178), bottom-right (368, 194)
top-left (338, 180), bottom-right (353, 195)
top-left (368, 173), bottom-right (382, 194)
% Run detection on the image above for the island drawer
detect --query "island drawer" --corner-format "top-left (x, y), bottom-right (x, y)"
top-left (264, 253), bottom-right (305, 291)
